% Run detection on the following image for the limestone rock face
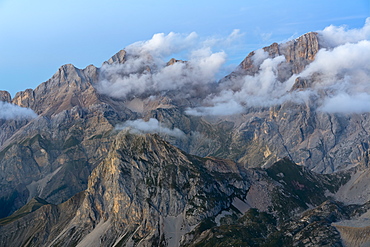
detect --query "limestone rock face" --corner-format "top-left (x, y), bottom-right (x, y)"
top-left (280, 32), bottom-right (319, 74)
top-left (237, 32), bottom-right (320, 80)
top-left (0, 61), bottom-right (138, 218)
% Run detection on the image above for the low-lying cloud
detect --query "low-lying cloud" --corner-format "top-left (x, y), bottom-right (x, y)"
top-left (289, 39), bottom-right (370, 113)
top-left (97, 18), bottom-right (370, 116)
top-left (97, 31), bottom-right (242, 99)
top-left (187, 18), bottom-right (370, 115)
top-left (116, 118), bottom-right (185, 138)
top-left (0, 102), bottom-right (38, 120)
top-left (319, 93), bottom-right (370, 113)
top-left (319, 17), bottom-right (370, 47)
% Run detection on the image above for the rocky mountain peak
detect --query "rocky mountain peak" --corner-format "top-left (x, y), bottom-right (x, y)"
top-left (281, 32), bottom-right (320, 74)
top-left (166, 58), bottom-right (186, 66)
top-left (47, 63), bottom-right (95, 88)
top-left (0, 91), bottom-right (11, 103)
top-left (236, 32), bottom-right (320, 81)
top-left (10, 63), bottom-right (101, 115)
top-left (105, 49), bottom-right (126, 65)
top-left (12, 88), bottom-right (35, 109)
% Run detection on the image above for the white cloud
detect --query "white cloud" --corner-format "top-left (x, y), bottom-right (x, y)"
top-left (126, 32), bottom-right (199, 59)
top-left (288, 39), bottom-right (370, 113)
top-left (98, 50), bottom-right (226, 99)
top-left (186, 55), bottom-right (287, 115)
top-left (98, 19), bottom-right (370, 116)
top-left (300, 40), bottom-right (370, 84)
top-left (187, 19), bottom-right (370, 116)
top-left (319, 93), bottom-right (370, 113)
top-left (96, 30), bottom-right (248, 100)
top-left (97, 32), bottom-right (230, 99)
top-left (0, 102), bottom-right (37, 120)
top-left (116, 118), bottom-right (185, 138)
top-left (185, 98), bottom-right (244, 116)
top-left (319, 17), bottom-right (370, 47)
top-left (252, 49), bottom-right (269, 66)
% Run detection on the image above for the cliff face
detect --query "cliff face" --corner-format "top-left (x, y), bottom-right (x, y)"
top-left (234, 32), bottom-right (320, 81)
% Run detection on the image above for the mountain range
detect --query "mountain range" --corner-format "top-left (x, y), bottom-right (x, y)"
top-left (0, 30), bottom-right (370, 246)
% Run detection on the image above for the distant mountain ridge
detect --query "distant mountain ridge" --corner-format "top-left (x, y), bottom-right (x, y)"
top-left (0, 30), bottom-right (370, 246)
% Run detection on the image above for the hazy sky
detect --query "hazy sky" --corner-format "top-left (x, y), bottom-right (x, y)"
top-left (0, 0), bottom-right (369, 96)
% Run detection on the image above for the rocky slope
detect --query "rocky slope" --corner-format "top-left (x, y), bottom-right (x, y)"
top-left (0, 133), bottom-right (353, 246)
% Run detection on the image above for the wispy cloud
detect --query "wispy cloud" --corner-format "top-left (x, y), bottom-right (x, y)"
top-left (116, 118), bottom-right (185, 138)
top-left (318, 17), bottom-right (370, 47)
top-left (319, 93), bottom-right (370, 113)
top-left (0, 102), bottom-right (37, 120)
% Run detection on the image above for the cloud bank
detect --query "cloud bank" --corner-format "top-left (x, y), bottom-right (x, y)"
top-left (97, 31), bottom-right (242, 99)
top-left (294, 39), bottom-right (370, 113)
top-left (0, 102), bottom-right (37, 120)
top-left (98, 18), bottom-right (370, 116)
top-left (319, 93), bottom-right (370, 114)
top-left (319, 17), bottom-right (370, 47)
top-left (117, 118), bottom-right (185, 138)
top-left (187, 18), bottom-right (370, 115)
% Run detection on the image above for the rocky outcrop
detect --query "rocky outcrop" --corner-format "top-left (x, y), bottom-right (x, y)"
top-left (0, 192), bottom-right (85, 247)
top-left (0, 103), bottom-right (120, 218)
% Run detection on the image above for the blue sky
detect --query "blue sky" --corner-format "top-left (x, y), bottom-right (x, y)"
top-left (0, 0), bottom-right (369, 96)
